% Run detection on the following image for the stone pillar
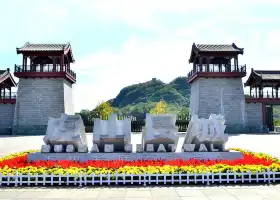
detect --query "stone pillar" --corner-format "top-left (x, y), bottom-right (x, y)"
top-left (22, 56), bottom-right (27, 71)
top-left (30, 57), bottom-right (34, 71)
top-left (9, 87), bottom-right (11, 99)
top-left (60, 55), bottom-right (64, 72)
top-left (276, 87), bottom-right (279, 98)
top-left (199, 57), bottom-right (203, 72)
top-left (249, 86), bottom-right (252, 97)
top-left (40, 63), bottom-right (43, 72)
top-left (51, 57), bottom-right (54, 72)
top-left (234, 56), bottom-right (239, 71)
top-left (259, 86), bottom-right (262, 98)
top-left (25, 57), bottom-right (28, 71)
top-left (255, 86), bottom-right (257, 98)
top-left (22, 56), bottom-right (25, 70)
top-left (267, 90), bottom-right (269, 98)
top-left (218, 60), bottom-right (222, 72)
top-left (193, 55), bottom-right (197, 72)
top-left (206, 57), bottom-right (210, 72)
top-left (193, 62), bottom-right (195, 72)
top-left (3, 87), bottom-right (5, 98)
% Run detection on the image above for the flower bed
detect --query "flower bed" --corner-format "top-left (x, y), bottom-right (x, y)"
top-left (0, 149), bottom-right (280, 186)
top-left (1, 148), bottom-right (280, 175)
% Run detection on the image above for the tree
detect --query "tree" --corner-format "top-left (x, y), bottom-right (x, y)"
top-left (274, 118), bottom-right (280, 126)
top-left (149, 100), bottom-right (168, 114)
top-left (94, 101), bottom-right (113, 119)
top-left (79, 109), bottom-right (93, 124)
top-left (178, 107), bottom-right (189, 119)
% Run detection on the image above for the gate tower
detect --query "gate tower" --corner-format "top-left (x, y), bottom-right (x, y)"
top-left (0, 68), bottom-right (17, 134)
top-left (13, 42), bottom-right (76, 135)
top-left (187, 43), bottom-right (248, 133)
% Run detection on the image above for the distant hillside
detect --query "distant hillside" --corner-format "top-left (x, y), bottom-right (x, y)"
top-left (103, 77), bottom-right (191, 118)
top-left (84, 76), bottom-right (280, 123)
top-left (109, 77), bottom-right (190, 108)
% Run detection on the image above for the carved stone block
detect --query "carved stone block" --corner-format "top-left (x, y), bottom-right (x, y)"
top-left (199, 144), bottom-right (208, 152)
top-left (124, 144), bottom-right (133, 153)
top-left (54, 144), bottom-right (64, 153)
top-left (157, 144), bottom-right (166, 152)
top-left (182, 144), bottom-right (195, 152)
top-left (41, 144), bottom-right (51, 153)
top-left (90, 144), bottom-right (100, 153)
top-left (66, 144), bottom-right (75, 153)
top-left (78, 144), bottom-right (88, 153)
top-left (183, 114), bottom-right (229, 152)
top-left (210, 144), bottom-right (219, 152)
top-left (146, 144), bottom-right (154, 152)
top-left (93, 113), bottom-right (131, 152)
top-left (136, 144), bottom-right (144, 153)
top-left (168, 144), bottom-right (176, 152)
top-left (142, 114), bottom-right (179, 152)
top-left (44, 114), bottom-right (88, 150)
top-left (104, 144), bottom-right (114, 153)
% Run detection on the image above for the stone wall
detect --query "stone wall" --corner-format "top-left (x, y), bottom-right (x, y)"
top-left (189, 80), bottom-right (199, 117)
top-left (63, 79), bottom-right (74, 115)
top-left (189, 78), bottom-right (249, 133)
top-left (0, 104), bottom-right (15, 135)
top-left (12, 78), bottom-right (73, 135)
top-left (245, 102), bottom-right (266, 132)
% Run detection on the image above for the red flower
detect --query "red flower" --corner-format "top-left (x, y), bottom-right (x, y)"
top-left (0, 153), bottom-right (276, 169)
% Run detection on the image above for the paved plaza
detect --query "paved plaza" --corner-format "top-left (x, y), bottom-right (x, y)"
top-left (1, 185), bottom-right (280, 200)
top-left (1, 133), bottom-right (280, 199)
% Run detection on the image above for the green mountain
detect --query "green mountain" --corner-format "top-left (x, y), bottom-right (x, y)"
top-left (109, 77), bottom-right (190, 108)
top-left (104, 77), bottom-right (191, 118)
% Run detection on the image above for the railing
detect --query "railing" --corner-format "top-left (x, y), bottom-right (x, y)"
top-left (0, 170), bottom-right (278, 186)
top-left (188, 65), bottom-right (246, 78)
top-left (245, 92), bottom-right (280, 99)
top-left (84, 119), bottom-right (189, 133)
top-left (0, 92), bottom-right (17, 99)
top-left (14, 65), bottom-right (76, 80)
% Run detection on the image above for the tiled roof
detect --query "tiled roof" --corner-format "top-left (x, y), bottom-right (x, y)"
top-left (17, 42), bottom-right (71, 52)
top-left (194, 43), bottom-right (243, 52)
top-left (255, 70), bottom-right (280, 80)
top-left (0, 69), bottom-right (17, 87)
top-left (0, 70), bottom-right (6, 76)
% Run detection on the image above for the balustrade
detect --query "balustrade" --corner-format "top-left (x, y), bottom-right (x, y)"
top-left (14, 65), bottom-right (76, 80)
top-left (188, 65), bottom-right (246, 78)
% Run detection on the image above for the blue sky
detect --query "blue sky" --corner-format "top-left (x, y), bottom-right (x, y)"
top-left (1, 0), bottom-right (280, 112)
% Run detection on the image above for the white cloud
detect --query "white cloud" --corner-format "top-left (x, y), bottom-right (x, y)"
top-left (70, 0), bottom-right (242, 31)
top-left (2, 0), bottom-right (279, 112)
top-left (71, 0), bottom-right (280, 31)
top-left (266, 30), bottom-right (280, 54)
top-left (72, 25), bottom-right (280, 112)
top-left (72, 36), bottom-right (191, 112)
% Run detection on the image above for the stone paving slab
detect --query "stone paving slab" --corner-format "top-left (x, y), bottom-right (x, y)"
top-left (0, 185), bottom-right (280, 199)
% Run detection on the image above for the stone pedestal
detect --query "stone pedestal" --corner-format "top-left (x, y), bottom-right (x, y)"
top-left (28, 151), bottom-right (244, 162)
